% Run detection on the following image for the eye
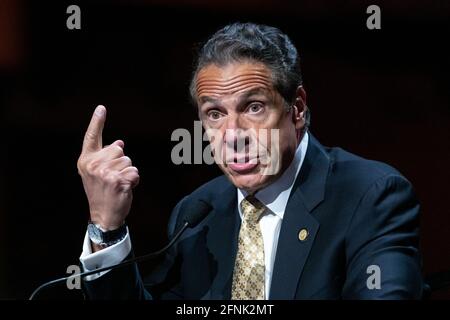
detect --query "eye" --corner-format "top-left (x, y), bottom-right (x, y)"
top-left (247, 103), bottom-right (264, 114)
top-left (207, 110), bottom-right (223, 121)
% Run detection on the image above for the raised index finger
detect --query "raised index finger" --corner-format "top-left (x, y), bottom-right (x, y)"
top-left (82, 105), bottom-right (106, 154)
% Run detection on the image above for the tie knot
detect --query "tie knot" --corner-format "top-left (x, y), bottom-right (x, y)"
top-left (240, 195), bottom-right (266, 223)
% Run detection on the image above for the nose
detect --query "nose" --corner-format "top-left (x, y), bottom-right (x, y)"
top-left (224, 112), bottom-right (242, 131)
top-left (223, 114), bottom-right (250, 153)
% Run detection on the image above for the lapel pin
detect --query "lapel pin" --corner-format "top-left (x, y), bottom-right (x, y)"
top-left (298, 228), bottom-right (309, 241)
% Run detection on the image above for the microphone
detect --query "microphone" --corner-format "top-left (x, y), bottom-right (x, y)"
top-left (29, 199), bottom-right (212, 300)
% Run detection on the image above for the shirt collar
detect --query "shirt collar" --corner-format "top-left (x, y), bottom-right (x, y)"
top-left (237, 132), bottom-right (309, 220)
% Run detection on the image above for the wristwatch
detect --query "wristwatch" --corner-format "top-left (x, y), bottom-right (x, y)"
top-left (87, 222), bottom-right (127, 247)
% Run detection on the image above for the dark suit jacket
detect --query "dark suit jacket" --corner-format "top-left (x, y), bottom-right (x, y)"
top-left (83, 133), bottom-right (423, 299)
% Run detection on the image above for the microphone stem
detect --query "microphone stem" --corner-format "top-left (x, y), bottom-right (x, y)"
top-left (29, 222), bottom-right (189, 300)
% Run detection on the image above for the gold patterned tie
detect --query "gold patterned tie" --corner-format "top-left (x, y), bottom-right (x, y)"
top-left (231, 195), bottom-right (266, 300)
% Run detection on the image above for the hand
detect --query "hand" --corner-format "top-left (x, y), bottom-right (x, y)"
top-left (77, 105), bottom-right (140, 230)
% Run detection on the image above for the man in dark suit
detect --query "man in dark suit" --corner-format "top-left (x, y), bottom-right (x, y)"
top-left (77, 22), bottom-right (423, 299)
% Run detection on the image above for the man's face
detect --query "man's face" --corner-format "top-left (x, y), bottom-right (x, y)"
top-left (196, 61), bottom-right (306, 193)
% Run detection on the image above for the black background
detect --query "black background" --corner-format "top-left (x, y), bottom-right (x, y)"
top-left (1, 0), bottom-right (449, 299)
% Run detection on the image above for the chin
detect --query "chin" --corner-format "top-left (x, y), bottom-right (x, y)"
top-left (223, 167), bottom-right (275, 193)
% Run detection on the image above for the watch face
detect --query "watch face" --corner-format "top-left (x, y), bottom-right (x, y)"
top-left (87, 223), bottom-right (103, 244)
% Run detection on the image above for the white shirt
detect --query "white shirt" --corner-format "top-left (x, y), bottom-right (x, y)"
top-left (80, 133), bottom-right (309, 298)
top-left (237, 132), bottom-right (308, 298)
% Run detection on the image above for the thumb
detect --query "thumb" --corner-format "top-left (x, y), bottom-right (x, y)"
top-left (107, 140), bottom-right (125, 149)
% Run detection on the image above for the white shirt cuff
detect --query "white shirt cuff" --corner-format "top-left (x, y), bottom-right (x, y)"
top-left (79, 227), bottom-right (132, 281)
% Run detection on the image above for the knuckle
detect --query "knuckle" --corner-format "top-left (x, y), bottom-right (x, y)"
top-left (127, 173), bottom-right (139, 181)
top-left (127, 170), bottom-right (140, 184)
top-left (104, 144), bottom-right (123, 155)
top-left (106, 145), bottom-right (124, 157)
top-left (86, 160), bottom-right (100, 174)
top-left (76, 158), bottom-right (85, 172)
top-left (84, 131), bottom-right (96, 141)
top-left (98, 167), bottom-right (110, 179)
top-left (130, 166), bottom-right (138, 173)
top-left (122, 156), bottom-right (132, 165)
top-left (104, 171), bottom-right (118, 184)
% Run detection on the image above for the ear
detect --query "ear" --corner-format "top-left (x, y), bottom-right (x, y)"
top-left (292, 85), bottom-right (308, 130)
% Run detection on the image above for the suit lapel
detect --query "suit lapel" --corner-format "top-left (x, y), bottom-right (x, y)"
top-left (206, 183), bottom-right (240, 299)
top-left (270, 133), bottom-right (330, 299)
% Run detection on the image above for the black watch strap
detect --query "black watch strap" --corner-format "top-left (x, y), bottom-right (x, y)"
top-left (88, 222), bottom-right (127, 246)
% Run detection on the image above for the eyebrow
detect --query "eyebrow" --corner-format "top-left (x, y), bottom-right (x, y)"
top-left (199, 96), bottom-right (220, 105)
top-left (199, 87), bottom-right (269, 107)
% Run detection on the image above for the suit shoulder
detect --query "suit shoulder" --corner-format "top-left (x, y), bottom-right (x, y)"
top-left (167, 175), bottom-right (232, 237)
top-left (171, 174), bottom-right (231, 214)
top-left (187, 175), bottom-right (232, 200)
top-left (325, 146), bottom-right (411, 190)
